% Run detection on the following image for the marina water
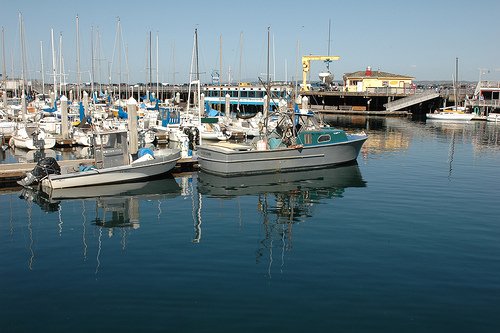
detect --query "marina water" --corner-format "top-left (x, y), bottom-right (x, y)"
top-left (1, 116), bottom-right (499, 332)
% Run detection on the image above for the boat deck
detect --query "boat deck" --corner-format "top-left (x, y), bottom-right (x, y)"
top-left (204, 142), bottom-right (252, 151)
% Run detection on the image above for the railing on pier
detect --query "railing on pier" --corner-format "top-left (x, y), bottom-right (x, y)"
top-left (384, 90), bottom-right (440, 112)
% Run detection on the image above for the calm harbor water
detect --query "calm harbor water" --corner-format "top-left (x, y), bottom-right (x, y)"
top-left (1, 116), bottom-right (500, 332)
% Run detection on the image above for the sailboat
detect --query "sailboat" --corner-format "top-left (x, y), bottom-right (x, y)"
top-left (11, 123), bottom-right (57, 150)
top-left (11, 14), bottom-right (57, 150)
top-left (197, 27), bottom-right (368, 176)
top-left (427, 58), bottom-right (474, 121)
top-left (167, 29), bottom-right (230, 144)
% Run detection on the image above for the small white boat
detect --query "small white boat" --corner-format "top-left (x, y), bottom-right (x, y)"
top-left (0, 119), bottom-right (16, 136)
top-left (11, 126), bottom-right (56, 150)
top-left (319, 71), bottom-right (333, 85)
top-left (426, 106), bottom-right (475, 121)
top-left (199, 120), bottom-right (231, 141)
top-left (486, 113), bottom-right (500, 122)
top-left (19, 130), bottom-right (181, 191)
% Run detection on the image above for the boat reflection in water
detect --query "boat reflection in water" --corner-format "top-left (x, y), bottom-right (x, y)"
top-left (197, 162), bottom-right (366, 224)
top-left (18, 175), bottom-right (182, 272)
top-left (20, 175), bottom-right (182, 229)
top-left (197, 163), bottom-right (366, 276)
top-left (198, 162), bottom-right (366, 200)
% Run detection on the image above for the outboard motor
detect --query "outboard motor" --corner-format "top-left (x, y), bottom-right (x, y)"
top-left (183, 126), bottom-right (200, 150)
top-left (18, 157), bottom-right (61, 187)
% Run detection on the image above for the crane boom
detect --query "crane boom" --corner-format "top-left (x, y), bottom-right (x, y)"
top-left (301, 55), bottom-right (340, 92)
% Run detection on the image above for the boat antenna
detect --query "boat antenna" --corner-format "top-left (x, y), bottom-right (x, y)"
top-left (326, 19), bottom-right (331, 71)
top-left (267, 26), bottom-right (270, 90)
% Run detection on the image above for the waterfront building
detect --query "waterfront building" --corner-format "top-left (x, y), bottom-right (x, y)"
top-left (343, 67), bottom-right (414, 93)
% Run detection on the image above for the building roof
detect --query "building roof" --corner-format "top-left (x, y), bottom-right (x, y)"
top-left (344, 70), bottom-right (414, 80)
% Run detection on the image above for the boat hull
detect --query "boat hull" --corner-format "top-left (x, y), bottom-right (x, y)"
top-left (41, 151), bottom-right (180, 190)
top-left (426, 113), bottom-right (475, 121)
top-left (197, 135), bottom-right (367, 176)
top-left (487, 113), bottom-right (500, 122)
top-left (13, 136), bottom-right (56, 150)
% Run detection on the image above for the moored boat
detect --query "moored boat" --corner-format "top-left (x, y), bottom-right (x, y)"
top-left (197, 107), bottom-right (367, 176)
top-left (486, 113), bottom-right (500, 122)
top-left (426, 106), bottom-right (475, 121)
top-left (11, 126), bottom-right (56, 150)
top-left (18, 130), bottom-right (180, 191)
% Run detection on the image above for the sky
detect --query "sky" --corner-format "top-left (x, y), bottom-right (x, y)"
top-left (1, 0), bottom-right (500, 85)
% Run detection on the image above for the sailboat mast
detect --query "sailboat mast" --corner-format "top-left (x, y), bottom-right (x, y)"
top-left (294, 38), bottom-right (299, 98)
top-left (1, 28), bottom-right (8, 107)
top-left (186, 29), bottom-right (197, 112)
top-left (40, 41), bottom-right (45, 96)
top-left (59, 32), bottom-right (63, 96)
top-left (264, 26), bottom-right (270, 121)
top-left (237, 31), bottom-right (243, 111)
top-left (327, 19), bottom-right (331, 70)
top-left (156, 32), bottom-right (159, 100)
top-left (18, 13), bottom-right (26, 95)
top-left (172, 41), bottom-right (176, 85)
top-left (272, 34), bottom-right (275, 83)
top-left (267, 27), bottom-right (270, 87)
top-left (90, 26), bottom-right (95, 101)
top-left (2, 27), bottom-right (6, 93)
top-left (195, 29), bottom-right (199, 82)
top-left (455, 57), bottom-right (459, 108)
top-left (76, 15), bottom-right (81, 101)
top-left (149, 30), bottom-right (152, 95)
top-left (219, 34), bottom-right (222, 108)
top-left (118, 18), bottom-right (122, 103)
top-left (50, 28), bottom-right (57, 98)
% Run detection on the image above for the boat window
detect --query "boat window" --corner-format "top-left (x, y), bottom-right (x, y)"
top-left (304, 133), bottom-right (312, 145)
top-left (317, 134), bottom-right (331, 143)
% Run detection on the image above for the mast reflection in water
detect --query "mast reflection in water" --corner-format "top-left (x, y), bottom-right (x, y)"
top-left (197, 163), bottom-right (367, 275)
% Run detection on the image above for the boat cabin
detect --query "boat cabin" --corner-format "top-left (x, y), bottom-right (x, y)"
top-left (94, 131), bottom-right (129, 169)
top-left (297, 128), bottom-right (348, 147)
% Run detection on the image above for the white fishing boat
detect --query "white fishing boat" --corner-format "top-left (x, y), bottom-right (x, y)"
top-left (197, 107), bottom-right (367, 176)
top-left (18, 130), bottom-right (180, 191)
